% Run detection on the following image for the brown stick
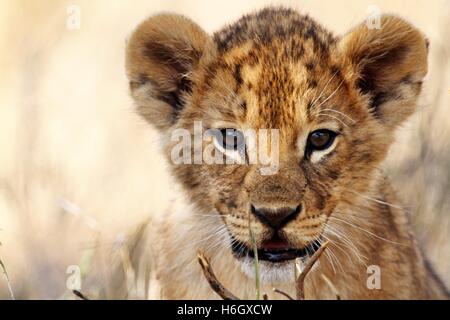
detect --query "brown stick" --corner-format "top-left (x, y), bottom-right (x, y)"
top-left (273, 288), bottom-right (295, 300)
top-left (198, 241), bottom-right (330, 300)
top-left (296, 241), bottom-right (329, 300)
top-left (73, 290), bottom-right (90, 300)
top-left (197, 251), bottom-right (240, 300)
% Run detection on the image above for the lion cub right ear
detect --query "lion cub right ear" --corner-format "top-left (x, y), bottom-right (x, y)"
top-left (338, 15), bottom-right (428, 130)
top-left (126, 14), bottom-right (216, 131)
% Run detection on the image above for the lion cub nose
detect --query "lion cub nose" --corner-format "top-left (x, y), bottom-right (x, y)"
top-left (251, 204), bottom-right (301, 230)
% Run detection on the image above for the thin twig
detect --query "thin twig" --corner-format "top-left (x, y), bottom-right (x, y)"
top-left (0, 258), bottom-right (14, 300)
top-left (73, 290), bottom-right (90, 300)
top-left (197, 251), bottom-right (239, 300)
top-left (198, 241), bottom-right (330, 300)
top-left (273, 288), bottom-right (295, 300)
top-left (296, 241), bottom-right (330, 300)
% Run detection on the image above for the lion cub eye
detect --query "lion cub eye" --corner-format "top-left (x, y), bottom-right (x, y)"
top-left (307, 129), bottom-right (337, 152)
top-left (218, 129), bottom-right (245, 151)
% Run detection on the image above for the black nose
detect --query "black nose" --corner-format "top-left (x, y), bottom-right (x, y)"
top-left (251, 204), bottom-right (301, 230)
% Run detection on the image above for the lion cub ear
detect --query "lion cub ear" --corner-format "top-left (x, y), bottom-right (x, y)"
top-left (338, 15), bottom-right (428, 130)
top-left (126, 14), bottom-right (216, 131)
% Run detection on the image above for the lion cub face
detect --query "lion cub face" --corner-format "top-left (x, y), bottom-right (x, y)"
top-left (126, 8), bottom-right (427, 281)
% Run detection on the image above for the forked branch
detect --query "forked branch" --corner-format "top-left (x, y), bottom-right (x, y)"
top-left (295, 241), bottom-right (329, 300)
top-left (198, 240), bottom-right (330, 300)
top-left (197, 251), bottom-right (239, 300)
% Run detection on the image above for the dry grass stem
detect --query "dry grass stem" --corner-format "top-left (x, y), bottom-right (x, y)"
top-left (248, 219), bottom-right (261, 300)
top-left (0, 258), bottom-right (15, 300)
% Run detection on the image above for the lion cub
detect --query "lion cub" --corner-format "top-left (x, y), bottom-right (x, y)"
top-left (125, 8), bottom-right (449, 299)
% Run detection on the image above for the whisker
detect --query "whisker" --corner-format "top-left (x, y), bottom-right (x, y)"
top-left (311, 70), bottom-right (339, 107)
top-left (329, 215), bottom-right (406, 246)
top-left (327, 244), bottom-right (347, 273)
top-left (313, 79), bottom-right (345, 110)
top-left (316, 113), bottom-right (350, 128)
top-left (344, 189), bottom-right (408, 211)
top-left (324, 224), bottom-right (367, 266)
top-left (319, 236), bottom-right (339, 273)
top-left (323, 250), bottom-right (337, 274)
top-left (321, 108), bottom-right (356, 123)
top-left (176, 224), bottom-right (229, 252)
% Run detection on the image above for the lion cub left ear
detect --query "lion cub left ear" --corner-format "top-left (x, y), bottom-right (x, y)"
top-left (338, 15), bottom-right (428, 130)
top-left (126, 14), bottom-right (216, 131)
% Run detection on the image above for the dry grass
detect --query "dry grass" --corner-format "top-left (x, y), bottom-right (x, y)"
top-left (0, 0), bottom-right (449, 299)
top-left (0, 256), bottom-right (15, 299)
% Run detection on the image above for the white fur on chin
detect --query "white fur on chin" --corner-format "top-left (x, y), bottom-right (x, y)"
top-left (240, 257), bottom-right (294, 284)
top-left (239, 256), bottom-right (320, 284)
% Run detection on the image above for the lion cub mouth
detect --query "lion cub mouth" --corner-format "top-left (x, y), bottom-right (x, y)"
top-left (231, 235), bottom-right (322, 263)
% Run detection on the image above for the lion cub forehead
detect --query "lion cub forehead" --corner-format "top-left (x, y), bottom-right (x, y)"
top-left (213, 7), bottom-right (335, 54)
top-left (206, 8), bottom-right (346, 130)
top-left (208, 51), bottom-right (346, 133)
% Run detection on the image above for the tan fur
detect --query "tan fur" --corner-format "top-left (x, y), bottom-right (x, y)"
top-left (126, 7), bottom-right (449, 299)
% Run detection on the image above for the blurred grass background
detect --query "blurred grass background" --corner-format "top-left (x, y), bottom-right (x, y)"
top-left (0, 0), bottom-right (448, 299)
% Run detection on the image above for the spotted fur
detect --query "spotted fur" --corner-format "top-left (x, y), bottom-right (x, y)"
top-left (126, 7), bottom-right (449, 299)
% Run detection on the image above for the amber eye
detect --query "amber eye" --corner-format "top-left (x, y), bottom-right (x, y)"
top-left (218, 129), bottom-right (245, 151)
top-left (307, 129), bottom-right (337, 153)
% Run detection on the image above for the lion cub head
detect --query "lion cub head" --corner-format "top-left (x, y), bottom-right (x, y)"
top-left (126, 8), bottom-right (427, 282)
